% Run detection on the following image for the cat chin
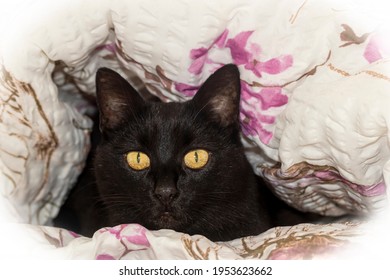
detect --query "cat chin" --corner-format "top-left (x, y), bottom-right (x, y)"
top-left (147, 209), bottom-right (188, 230)
top-left (144, 201), bottom-right (185, 229)
top-left (154, 212), bottom-right (180, 229)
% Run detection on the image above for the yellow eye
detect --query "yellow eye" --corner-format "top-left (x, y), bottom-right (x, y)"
top-left (126, 151), bottom-right (150, 170)
top-left (184, 149), bottom-right (209, 169)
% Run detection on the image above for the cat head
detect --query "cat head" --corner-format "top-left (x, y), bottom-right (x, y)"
top-left (94, 65), bottom-right (264, 241)
top-left (95, 64), bottom-right (241, 136)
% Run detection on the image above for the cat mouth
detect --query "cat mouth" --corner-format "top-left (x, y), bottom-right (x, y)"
top-left (157, 213), bottom-right (175, 226)
top-left (160, 211), bottom-right (175, 221)
top-left (153, 210), bottom-right (181, 229)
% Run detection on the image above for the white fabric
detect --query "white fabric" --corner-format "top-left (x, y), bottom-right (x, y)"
top-left (0, 0), bottom-right (389, 259)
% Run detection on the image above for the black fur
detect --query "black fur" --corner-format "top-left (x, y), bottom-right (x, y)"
top-left (54, 65), bottom-right (322, 241)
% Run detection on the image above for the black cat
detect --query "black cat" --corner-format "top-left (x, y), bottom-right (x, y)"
top-left (55, 64), bottom-right (321, 241)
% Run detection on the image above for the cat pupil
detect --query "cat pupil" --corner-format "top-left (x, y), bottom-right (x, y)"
top-left (194, 151), bottom-right (198, 163)
top-left (137, 152), bottom-right (140, 164)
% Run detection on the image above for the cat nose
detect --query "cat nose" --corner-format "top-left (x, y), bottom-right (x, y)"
top-left (154, 185), bottom-right (178, 204)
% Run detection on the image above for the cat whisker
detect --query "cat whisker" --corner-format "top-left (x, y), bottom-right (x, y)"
top-left (192, 99), bottom-right (213, 123)
top-left (191, 204), bottom-right (245, 220)
top-left (195, 191), bottom-right (237, 196)
top-left (194, 194), bottom-right (239, 203)
top-left (69, 180), bottom-right (97, 194)
top-left (97, 200), bottom-right (133, 207)
top-left (186, 211), bottom-right (220, 233)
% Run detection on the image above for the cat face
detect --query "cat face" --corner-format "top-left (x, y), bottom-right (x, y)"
top-left (94, 65), bottom-right (268, 241)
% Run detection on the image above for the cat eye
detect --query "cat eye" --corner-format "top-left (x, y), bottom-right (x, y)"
top-left (184, 149), bottom-right (209, 170)
top-left (126, 151), bottom-right (150, 170)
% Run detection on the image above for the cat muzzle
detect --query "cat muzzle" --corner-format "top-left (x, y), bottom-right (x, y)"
top-left (154, 185), bottom-right (178, 205)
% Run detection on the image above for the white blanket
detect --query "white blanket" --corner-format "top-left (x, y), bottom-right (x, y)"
top-left (0, 0), bottom-right (389, 259)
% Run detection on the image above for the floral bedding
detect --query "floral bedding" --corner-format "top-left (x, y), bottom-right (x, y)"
top-left (0, 0), bottom-right (389, 259)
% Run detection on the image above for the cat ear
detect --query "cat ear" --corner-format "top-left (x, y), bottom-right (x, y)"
top-left (95, 68), bottom-right (145, 135)
top-left (191, 64), bottom-right (241, 127)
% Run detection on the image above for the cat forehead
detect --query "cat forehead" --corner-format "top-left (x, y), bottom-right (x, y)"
top-left (150, 101), bottom-right (184, 116)
top-left (146, 101), bottom-right (200, 127)
top-left (148, 102), bottom-right (194, 134)
top-left (125, 102), bottom-right (190, 138)
top-left (121, 100), bottom-right (218, 146)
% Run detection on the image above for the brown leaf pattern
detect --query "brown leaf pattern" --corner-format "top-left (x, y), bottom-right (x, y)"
top-left (182, 235), bottom-right (223, 260)
top-left (26, 222), bottom-right (363, 260)
top-left (339, 24), bottom-right (369, 48)
top-left (115, 40), bottom-right (182, 102)
top-left (289, 0), bottom-right (308, 24)
top-left (327, 63), bottom-right (390, 82)
top-left (0, 67), bottom-right (58, 220)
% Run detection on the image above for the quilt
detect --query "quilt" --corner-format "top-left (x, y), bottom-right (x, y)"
top-left (0, 0), bottom-right (389, 259)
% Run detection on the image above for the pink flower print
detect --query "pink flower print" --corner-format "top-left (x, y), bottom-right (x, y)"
top-left (364, 36), bottom-right (383, 63)
top-left (240, 110), bottom-right (275, 144)
top-left (268, 235), bottom-right (343, 260)
top-left (239, 81), bottom-right (289, 144)
top-left (96, 253), bottom-right (116, 260)
top-left (188, 29), bottom-right (230, 75)
top-left (268, 246), bottom-right (307, 260)
top-left (225, 30), bottom-right (293, 77)
top-left (314, 171), bottom-right (386, 197)
top-left (107, 224), bottom-right (150, 246)
top-left (125, 226), bottom-right (150, 246)
top-left (68, 230), bottom-right (81, 238)
top-left (364, 40), bottom-right (382, 63)
top-left (174, 82), bottom-right (200, 97)
top-left (176, 27), bottom-right (293, 113)
top-left (213, 29), bottom-right (229, 48)
top-left (246, 55), bottom-right (293, 77)
top-left (96, 42), bottom-right (117, 53)
top-left (190, 47), bottom-right (209, 59)
top-left (185, 28), bottom-right (294, 82)
top-left (226, 31), bottom-right (254, 65)
top-left (258, 87), bottom-right (289, 110)
top-left (189, 47), bottom-right (209, 75)
top-left (241, 82), bottom-right (288, 111)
